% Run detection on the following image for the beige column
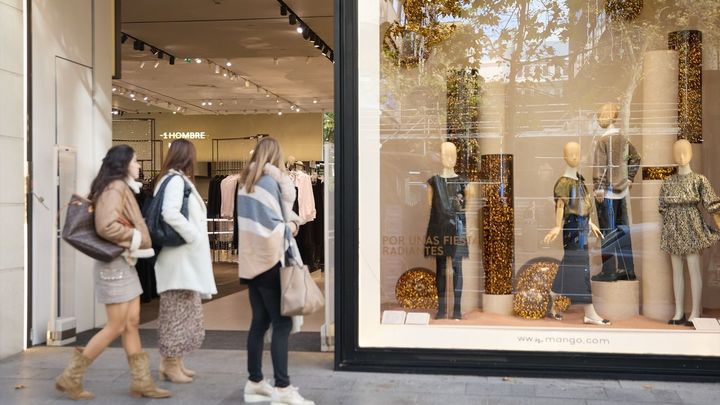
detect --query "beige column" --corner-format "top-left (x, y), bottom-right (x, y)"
top-left (461, 184), bottom-right (482, 314)
top-left (640, 50), bottom-right (678, 321)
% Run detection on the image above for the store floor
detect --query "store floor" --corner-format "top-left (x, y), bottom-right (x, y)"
top-left (140, 264), bottom-right (326, 333)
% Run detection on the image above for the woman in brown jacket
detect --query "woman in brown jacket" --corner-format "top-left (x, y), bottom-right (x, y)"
top-left (55, 145), bottom-right (171, 400)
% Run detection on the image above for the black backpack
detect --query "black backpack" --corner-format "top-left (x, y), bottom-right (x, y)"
top-left (142, 174), bottom-right (191, 247)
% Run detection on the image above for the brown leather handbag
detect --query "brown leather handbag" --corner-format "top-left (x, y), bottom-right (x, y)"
top-left (62, 194), bottom-right (124, 262)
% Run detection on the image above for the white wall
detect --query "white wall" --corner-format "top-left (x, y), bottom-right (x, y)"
top-left (30, 0), bottom-right (113, 345)
top-left (0, 0), bottom-right (25, 359)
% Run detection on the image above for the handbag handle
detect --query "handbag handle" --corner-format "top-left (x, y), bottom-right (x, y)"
top-left (276, 179), bottom-right (304, 267)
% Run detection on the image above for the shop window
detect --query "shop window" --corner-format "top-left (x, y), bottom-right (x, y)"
top-left (358, 0), bottom-right (720, 356)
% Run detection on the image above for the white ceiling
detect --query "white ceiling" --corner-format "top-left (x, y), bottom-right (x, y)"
top-left (114, 0), bottom-right (334, 115)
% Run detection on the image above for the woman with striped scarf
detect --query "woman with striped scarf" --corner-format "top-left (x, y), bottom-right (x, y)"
top-left (236, 137), bottom-right (314, 405)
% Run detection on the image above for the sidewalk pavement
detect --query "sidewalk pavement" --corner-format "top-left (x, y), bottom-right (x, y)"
top-left (1, 347), bottom-right (719, 404)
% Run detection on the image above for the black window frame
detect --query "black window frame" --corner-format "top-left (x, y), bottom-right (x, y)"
top-left (333, 0), bottom-right (720, 381)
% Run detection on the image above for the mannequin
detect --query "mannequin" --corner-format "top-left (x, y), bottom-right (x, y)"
top-left (425, 142), bottom-right (469, 320)
top-left (592, 103), bottom-right (641, 282)
top-left (544, 142), bottom-right (609, 325)
top-left (659, 140), bottom-right (720, 325)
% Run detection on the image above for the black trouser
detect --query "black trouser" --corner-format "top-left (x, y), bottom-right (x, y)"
top-left (247, 263), bottom-right (292, 388)
top-left (551, 215), bottom-right (592, 304)
top-left (595, 197), bottom-right (635, 275)
top-left (436, 256), bottom-right (463, 315)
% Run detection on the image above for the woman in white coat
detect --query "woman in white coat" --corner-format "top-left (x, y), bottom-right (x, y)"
top-left (153, 140), bottom-right (217, 383)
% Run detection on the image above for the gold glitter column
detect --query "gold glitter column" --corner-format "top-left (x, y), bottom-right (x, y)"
top-left (480, 154), bottom-right (514, 295)
top-left (447, 68), bottom-right (482, 181)
top-left (668, 30), bottom-right (703, 143)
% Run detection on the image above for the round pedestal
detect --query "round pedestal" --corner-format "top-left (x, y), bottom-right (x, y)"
top-left (483, 294), bottom-right (514, 316)
top-left (592, 280), bottom-right (640, 321)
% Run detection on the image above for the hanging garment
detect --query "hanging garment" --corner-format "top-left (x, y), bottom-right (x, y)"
top-left (312, 181), bottom-right (324, 269)
top-left (220, 174), bottom-right (241, 218)
top-left (424, 175), bottom-right (468, 259)
top-left (207, 175), bottom-right (225, 218)
top-left (290, 170), bottom-right (316, 223)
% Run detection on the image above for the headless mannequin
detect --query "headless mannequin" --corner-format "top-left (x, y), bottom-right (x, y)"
top-left (667, 140), bottom-right (720, 324)
top-left (426, 142), bottom-right (471, 320)
top-left (544, 142), bottom-right (609, 325)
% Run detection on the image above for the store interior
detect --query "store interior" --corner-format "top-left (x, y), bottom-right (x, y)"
top-left (109, 0), bottom-right (334, 350)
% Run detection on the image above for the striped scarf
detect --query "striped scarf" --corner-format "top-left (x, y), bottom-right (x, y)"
top-left (236, 163), bottom-right (302, 280)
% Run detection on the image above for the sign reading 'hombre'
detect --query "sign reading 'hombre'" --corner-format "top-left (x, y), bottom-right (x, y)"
top-left (161, 131), bottom-right (207, 140)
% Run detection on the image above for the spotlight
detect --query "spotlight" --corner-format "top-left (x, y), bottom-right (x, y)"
top-left (151, 47), bottom-right (159, 55)
top-left (327, 50), bottom-right (334, 60)
top-left (296, 107), bottom-right (301, 112)
top-left (245, 79), bottom-right (250, 87)
top-left (296, 26), bottom-right (303, 34)
top-left (289, 14), bottom-right (297, 25)
top-left (280, 4), bottom-right (288, 16)
top-left (177, 106), bottom-right (182, 111)
top-left (309, 32), bottom-right (317, 42)
top-left (313, 98), bottom-right (318, 104)
top-left (223, 71), bottom-right (228, 77)
top-left (314, 41), bottom-right (321, 49)
top-left (143, 96), bottom-right (149, 101)
top-left (322, 45), bottom-right (329, 56)
top-left (139, 61), bottom-right (146, 69)
top-left (276, 98), bottom-right (280, 103)
top-left (278, 111), bottom-right (283, 116)
top-left (112, 87), bottom-right (117, 92)
top-left (202, 101), bottom-right (207, 106)
top-left (195, 58), bottom-right (202, 64)
top-left (129, 92), bottom-right (136, 98)
top-left (169, 56), bottom-right (176, 65)
top-left (219, 101), bottom-right (224, 106)
top-left (157, 51), bottom-right (164, 59)
top-left (214, 64), bottom-right (220, 74)
top-left (173, 111), bottom-right (177, 115)
top-left (121, 34), bottom-right (128, 44)
top-left (133, 40), bottom-right (144, 51)
top-left (154, 61), bottom-right (160, 68)
top-left (290, 105), bottom-right (295, 110)
top-left (302, 28), bottom-right (310, 40)
top-left (208, 101), bottom-right (213, 106)
top-left (226, 60), bottom-right (232, 67)
top-left (274, 57), bottom-right (279, 66)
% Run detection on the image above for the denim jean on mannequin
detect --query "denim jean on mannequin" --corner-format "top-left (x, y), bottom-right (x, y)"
top-left (595, 197), bottom-right (635, 279)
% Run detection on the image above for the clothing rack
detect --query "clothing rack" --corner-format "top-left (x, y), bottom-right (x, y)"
top-left (210, 135), bottom-right (268, 177)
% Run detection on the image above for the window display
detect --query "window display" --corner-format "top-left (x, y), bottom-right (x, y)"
top-left (356, 0), bottom-right (720, 357)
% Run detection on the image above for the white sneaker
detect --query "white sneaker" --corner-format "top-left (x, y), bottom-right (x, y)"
top-left (244, 379), bottom-right (273, 403)
top-left (271, 385), bottom-right (315, 405)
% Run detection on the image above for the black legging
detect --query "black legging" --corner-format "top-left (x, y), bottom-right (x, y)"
top-left (246, 263), bottom-right (292, 388)
top-left (436, 256), bottom-right (463, 315)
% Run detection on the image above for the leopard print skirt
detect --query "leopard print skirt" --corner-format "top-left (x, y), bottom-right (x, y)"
top-left (158, 290), bottom-right (205, 357)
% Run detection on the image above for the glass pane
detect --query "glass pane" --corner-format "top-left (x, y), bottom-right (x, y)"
top-left (358, 0), bottom-right (720, 355)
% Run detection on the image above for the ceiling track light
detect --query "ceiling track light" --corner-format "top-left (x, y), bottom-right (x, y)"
top-left (302, 28), bottom-right (310, 39)
top-left (169, 56), bottom-right (176, 65)
top-left (112, 86), bottom-right (117, 92)
top-left (214, 65), bottom-right (220, 74)
top-left (226, 60), bottom-right (232, 67)
top-left (245, 79), bottom-right (250, 87)
top-left (296, 26), bottom-right (304, 34)
top-left (195, 58), bottom-right (203, 64)
top-left (280, 4), bottom-right (287, 16)
top-left (133, 39), bottom-right (144, 51)
top-left (313, 98), bottom-right (318, 104)
top-left (289, 13), bottom-right (297, 25)
top-left (121, 34), bottom-right (128, 44)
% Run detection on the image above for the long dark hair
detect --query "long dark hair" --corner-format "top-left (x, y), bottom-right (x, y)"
top-left (159, 139), bottom-right (196, 182)
top-left (88, 145), bottom-right (135, 201)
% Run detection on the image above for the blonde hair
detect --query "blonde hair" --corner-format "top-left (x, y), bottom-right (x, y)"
top-left (597, 103), bottom-right (619, 128)
top-left (240, 136), bottom-right (285, 193)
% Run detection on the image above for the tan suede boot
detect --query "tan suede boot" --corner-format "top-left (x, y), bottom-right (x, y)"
top-left (55, 347), bottom-right (95, 400)
top-left (127, 352), bottom-right (172, 398)
top-left (179, 357), bottom-right (196, 378)
top-left (159, 357), bottom-right (193, 383)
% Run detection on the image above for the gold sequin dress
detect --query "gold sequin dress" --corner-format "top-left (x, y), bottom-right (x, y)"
top-left (659, 172), bottom-right (720, 256)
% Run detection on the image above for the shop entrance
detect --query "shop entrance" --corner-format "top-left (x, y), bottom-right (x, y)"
top-left (74, 0), bottom-right (335, 352)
